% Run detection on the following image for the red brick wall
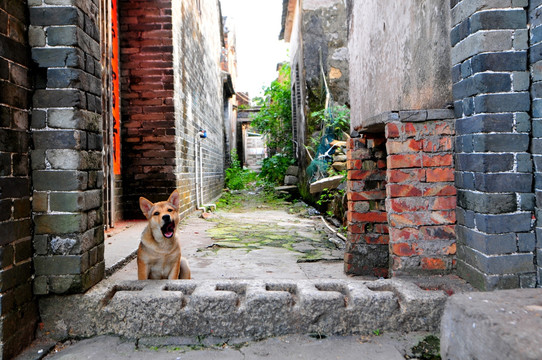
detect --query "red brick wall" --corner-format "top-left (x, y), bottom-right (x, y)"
top-left (345, 134), bottom-right (389, 277)
top-left (386, 111), bottom-right (456, 275)
top-left (346, 109), bottom-right (457, 277)
top-left (119, 0), bottom-right (176, 218)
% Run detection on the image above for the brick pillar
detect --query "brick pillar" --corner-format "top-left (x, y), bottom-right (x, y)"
top-left (30, 0), bottom-right (104, 294)
top-left (0, 0), bottom-right (39, 356)
top-left (345, 134), bottom-right (389, 277)
top-left (531, 2), bottom-right (542, 286)
top-left (451, 1), bottom-right (535, 289)
top-left (386, 110), bottom-right (456, 276)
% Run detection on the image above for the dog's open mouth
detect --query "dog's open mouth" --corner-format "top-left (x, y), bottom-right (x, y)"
top-left (161, 221), bottom-right (175, 238)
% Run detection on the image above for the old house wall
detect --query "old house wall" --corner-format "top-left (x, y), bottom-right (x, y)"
top-left (452, 0), bottom-right (536, 290)
top-left (349, 0), bottom-right (452, 130)
top-left (172, 0), bottom-right (225, 215)
top-left (119, 0), bottom-right (224, 219)
top-left (531, 0), bottom-right (542, 287)
top-left (29, 0), bottom-right (105, 297)
top-left (0, 0), bottom-right (39, 357)
top-left (346, 1), bottom-right (456, 277)
top-left (118, 0), bottom-right (177, 219)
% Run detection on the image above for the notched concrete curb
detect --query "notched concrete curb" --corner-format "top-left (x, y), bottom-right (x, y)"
top-left (39, 279), bottom-right (447, 340)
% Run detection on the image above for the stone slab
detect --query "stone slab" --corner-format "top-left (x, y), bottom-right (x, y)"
top-left (441, 289), bottom-right (542, 360)
top-left (28, 334), bottom-right (411, 360)
top-left (38, 279), bottom-right (447, 341)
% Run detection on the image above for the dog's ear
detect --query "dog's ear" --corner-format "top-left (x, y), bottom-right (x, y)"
top-left (167, 189), bottom-right (180, 209)
top-left (139, 197), bottom-right (154, 219)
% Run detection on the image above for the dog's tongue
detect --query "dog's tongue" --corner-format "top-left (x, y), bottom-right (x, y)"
top-left (162, 222), bottom-right (175, 238)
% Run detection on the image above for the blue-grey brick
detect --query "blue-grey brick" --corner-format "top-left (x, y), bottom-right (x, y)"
top-left (475, 212), bottom-right (532, 234)
top-left (472, 73), bottom-right (512, 97)
top-left (47, 69), bottom-right (101, 96)
top-left (531, 42), bottom-right (542, 63)
top-left (456, 206), bottom-right (476, 228)
top-left (515, 112), bottom-right (530, 133)
top-left (519, 273), bottom-right (537, 288)
top-left (451, 64), bottom-right (461, 83)
top-left (455, 153), bottom-right (514, 172)
top-left (457, 189), bottom-right (517, 213)
top-left (513, 71), bottom-right (529, 91)
top-left (531, 23), bottom-right (542, 44)
top-left (29, 7), bottom-right (82, 26)
top-left (455, 171), bottom-right (475, 190)
top-left (518, 232), bottom-right (536, 252)
top-left (456, 225), bottom-right (517, 254)
top-left (471, 52), bottom-right (527, 72)
top-left (535, 173), bottom-right (542, 190)
top-left (473, 133), bottom-right (529, 152)
top-left (516, 153), bottom-right (532, 173)
top-left (454, 100), bottom-right (463, 118)
top-left (531, 82), bottom-right (542, 99)
top-left (455, 135), bottom-right (474, 153)
top-left (31, 47), bottom-right (85, 68)
top-left (533, 99), bottom-right (542, 118)
top-left (531, 138), bottom-right (542, 154)
top-left (460, 58), bottom-right (472, 78)
top-left (534, 155), bottom-right (542, 172)
top-left (33, 130), bottom-right (83, 150)
top-left (519, 193), bottom-right (535, 211)
top-left (33, 89), bottom-right (86, 108)
top-left (33, 170), bottom-right (88, 191)
top-left (474, 173), bottom-right (532, 192)
top-left (471, 9), bottom-right (526, 32)
top-left (458, 245), bottom-right (534, 275)
top-left (474, 92), bottom-right (530, 113)
top-left (463, 97), bottom-right (474, 116)
top-left (31, 109), bottom-right (46, 129)
top-left (34, 255), bottom-right (82, 275)
top-left (455, 113), bottom-right (513, 135)
top-left (456, 258), bottom-right (519, 291)
top-left (34, 213), bottom-right (87, 235)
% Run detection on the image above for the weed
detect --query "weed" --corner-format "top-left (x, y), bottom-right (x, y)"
top-left (372, 329), bottom-right (382, 336)
top-left (410, 335), bottom-right (441, 360)
top-left (225, 150), bottom-right (257, 190)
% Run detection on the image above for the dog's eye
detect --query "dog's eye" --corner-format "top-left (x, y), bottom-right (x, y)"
top-left (153, 211), bottom-right (159, 216)
top-left (167, 208), bottom-right (173, 212)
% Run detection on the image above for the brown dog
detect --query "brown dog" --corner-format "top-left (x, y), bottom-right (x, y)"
top-left (137, 189), bottom-right (191, 280)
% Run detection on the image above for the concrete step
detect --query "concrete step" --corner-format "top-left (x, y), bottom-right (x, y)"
top-left (39, 279), bottom-right (447, 341)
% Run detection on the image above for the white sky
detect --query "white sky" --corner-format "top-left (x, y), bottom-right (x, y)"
top-left (220, 0), bottom-right (290, 100)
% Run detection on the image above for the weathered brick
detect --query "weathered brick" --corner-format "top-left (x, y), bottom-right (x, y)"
top-left (474, 173), bottom-right (532, 192)
top-left (33, 170), bottom-right (88, 191)
top-left (457, 190), bottom-right (517, 214)
top-left (34, 213), bottom-right (87, 234)
top-left (475, 212), bottom-right (532, 234)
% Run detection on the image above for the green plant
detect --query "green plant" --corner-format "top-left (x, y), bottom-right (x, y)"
top-left (310, 105), bottom-right (350, 138)
top-left (258, 153), bottom-right (294, 185)
top-left (251, 63), bottom-right (293, 156)
top-left (411, 335), bottom-right (441, 360)
top-left (225, 150), bottom-right (257, 190)
top-left (316, 189), bottom-right (334, 206)
top-left (372, 329), bottom-right (382, 336)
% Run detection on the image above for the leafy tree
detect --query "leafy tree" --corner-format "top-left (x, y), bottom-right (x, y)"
top-left (251, 63), bottom-right (293, 157)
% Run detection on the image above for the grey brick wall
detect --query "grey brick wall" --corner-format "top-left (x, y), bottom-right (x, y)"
top-left (451, 0), bottom-right (537, 290)
top-left (29, 0), bottom-right (104, 295)
top-left (531, 0), bottom-right (542, 287)
top-left (0, 0), bottom-right (39, 357)
top-left (172, 0), bottom-right (225, 217)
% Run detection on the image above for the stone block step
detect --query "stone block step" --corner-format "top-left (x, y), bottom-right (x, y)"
top-left (39, 279), bottom-right (447, 341)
